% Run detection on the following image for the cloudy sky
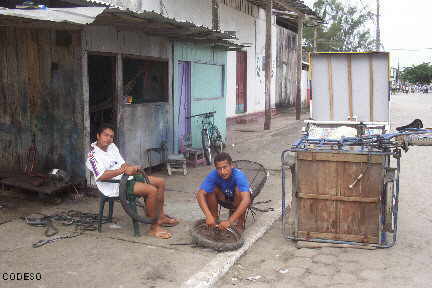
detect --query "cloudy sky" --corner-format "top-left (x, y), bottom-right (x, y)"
top-left (302, 0), bottom-right (432, 68)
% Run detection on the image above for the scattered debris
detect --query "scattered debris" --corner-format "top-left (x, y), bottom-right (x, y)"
top-left (246, 275), bottom-right (262, 281)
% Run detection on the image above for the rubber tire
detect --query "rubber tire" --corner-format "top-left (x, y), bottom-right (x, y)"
top-left (212, 129), bottom-right (224, 154)
top-left (190, 219), bottom-right (245, 252)
top-left (118, 174), bottom-right (158, 224)
top-left (202, 130), bottom-right (212, 165)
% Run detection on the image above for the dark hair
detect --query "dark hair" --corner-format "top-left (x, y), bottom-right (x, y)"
top-left (97, 123), bottom-right (115, 135)
top-left (214, 152), bottom-right (232, 165)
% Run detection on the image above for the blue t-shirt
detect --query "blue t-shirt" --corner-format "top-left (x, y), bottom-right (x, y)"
top-left (199, 168), bottom-right (250, 201)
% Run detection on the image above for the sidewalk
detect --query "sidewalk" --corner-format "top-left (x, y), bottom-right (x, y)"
top-left (0, 108), bottom-right (307, 288)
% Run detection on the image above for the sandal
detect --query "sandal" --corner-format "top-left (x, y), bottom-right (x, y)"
top-left (149, 229), bottom-right (172, 239)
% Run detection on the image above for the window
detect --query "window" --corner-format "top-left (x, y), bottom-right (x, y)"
top-left (123, 58), bottom-right (168, 104)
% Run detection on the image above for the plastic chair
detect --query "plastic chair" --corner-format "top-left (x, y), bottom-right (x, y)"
top-left (98, 181), bottom-right (140, 237)
top-left (218, 160), bottom-right (269, 228)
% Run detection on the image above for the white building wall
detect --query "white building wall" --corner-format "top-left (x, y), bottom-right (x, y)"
top-left (101, 0), bottom-right (212, 28)
top-left (220, 5), bottom-right (277, 118)
top-left (219, 4), bottom-right (256, 117)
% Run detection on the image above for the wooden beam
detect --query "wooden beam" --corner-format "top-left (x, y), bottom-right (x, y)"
top-left (297, 193), bottom-right (379, 203)
top-left (296, 13), bottom-right (303, 120)
top-left (297, 231), bottom-right (379, 244)
top-left (297, 151), bottom-right (384, 163)
top-left (264, 0), bottom-right (272, 130)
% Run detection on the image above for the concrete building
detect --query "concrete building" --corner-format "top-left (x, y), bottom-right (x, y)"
top-left (0, 0), bottom-right (318, 185)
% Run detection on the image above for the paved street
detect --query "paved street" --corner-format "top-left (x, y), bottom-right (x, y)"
top-left (216, 93), bottom-right (432, 288)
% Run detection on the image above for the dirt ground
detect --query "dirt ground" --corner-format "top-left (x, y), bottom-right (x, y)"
top-left (0, 108), bottom-right (304, 288)
top-left (216, 93), bottom-right (432, 288)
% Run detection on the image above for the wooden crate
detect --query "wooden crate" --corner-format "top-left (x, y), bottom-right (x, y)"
top-left (294, 151), bottom-right (386, 244)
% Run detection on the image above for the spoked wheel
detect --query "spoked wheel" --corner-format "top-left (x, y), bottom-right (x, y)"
top-left (190, 219), bottom-right (244, 251)
top-left (201, 130), bottom-right (212, 165)
top-left (211, 129), bottom-right (224, 154)
top-left (118, 173), bottom-right (158, 224)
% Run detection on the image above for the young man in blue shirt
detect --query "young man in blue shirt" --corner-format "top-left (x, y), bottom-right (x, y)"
top-left (196, 152), bottom-right (251, 231)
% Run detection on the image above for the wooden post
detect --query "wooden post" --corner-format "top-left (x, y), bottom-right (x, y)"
top-left (264, 0), bottom-right (272, 130)
top-left (313, 25), bottom-right (317, 52)
top-left (296, 14), bottom-right (304, 120)
top-left (212, 0), bottom-right (220, 31)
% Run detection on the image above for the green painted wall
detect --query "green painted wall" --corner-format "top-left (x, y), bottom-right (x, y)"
top-left (173, 42), bottom-right (227, 151)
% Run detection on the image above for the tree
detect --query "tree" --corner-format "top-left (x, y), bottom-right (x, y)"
top-left (400, 63), bottom-right (432, 85)
top-left (304, 0), bottom-right (375, 52)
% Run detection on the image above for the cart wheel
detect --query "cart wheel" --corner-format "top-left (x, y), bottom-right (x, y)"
top-left (190, 219), bottom-right (244, 251)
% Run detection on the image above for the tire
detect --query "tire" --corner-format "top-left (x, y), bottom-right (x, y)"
top-left (201, 130), bottom-right (212, 165)
top-left (190, 219), bottom-right (244, 252)
top-left (211, 129), bottom-right (224, 154)
top-left (118, 174), bottom-right (158, 224)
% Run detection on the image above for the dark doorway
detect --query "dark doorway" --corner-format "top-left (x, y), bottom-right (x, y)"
top-left (236, 51), bottom-right (247, 114)
top-left (88, 55), bottom-right (116, 142)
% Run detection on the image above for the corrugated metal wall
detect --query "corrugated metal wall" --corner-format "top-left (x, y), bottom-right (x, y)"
top-left (0, 27), bottom-right (84, 180)
top-left (275, 26), bottom-right (298, 107)
top-left (83, 26), bottom-right (172, 169)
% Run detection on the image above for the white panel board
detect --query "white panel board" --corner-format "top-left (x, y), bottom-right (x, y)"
top-left (311, 53), bottom-right (389, 123)
top-left (332, 56), bottom-right (349, 121)
top-left (351, 56), bottom-right (370, 121)
top-left (311, 55), bottom-right (330, 120)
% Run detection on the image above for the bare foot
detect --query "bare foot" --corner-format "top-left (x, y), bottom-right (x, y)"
top-left (148, 227), bottom-right (172, 239)
top-left (159, 215), bottom-right (179, 227)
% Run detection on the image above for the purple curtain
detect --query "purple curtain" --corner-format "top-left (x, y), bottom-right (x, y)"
top-left (178, 61), bottom-right (191, 151)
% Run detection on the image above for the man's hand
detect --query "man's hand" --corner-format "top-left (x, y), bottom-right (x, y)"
top-left (124, 165), bottom-right (140, 175)
top-left (216, 220), bottom-right (231, 230)
top-left (206, 215), bottom-right (217, 228)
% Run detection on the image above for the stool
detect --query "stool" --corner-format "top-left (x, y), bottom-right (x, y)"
top-left (146, 143), bottom-right (167, 174)
top-left (166, 154), bottom-right (187, 176)
top-left (98, 193), bottom-right (140, 237)
top-left (184, 147), bottom-right (206, 167)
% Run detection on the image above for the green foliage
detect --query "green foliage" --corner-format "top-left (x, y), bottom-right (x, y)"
top-left (400, 63), bottom-right (432, 85)
top-left (303, 0), bottom-right (375, 52)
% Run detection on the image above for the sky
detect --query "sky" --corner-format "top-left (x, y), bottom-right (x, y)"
top-left (302, 0), bottom-right (432, 68)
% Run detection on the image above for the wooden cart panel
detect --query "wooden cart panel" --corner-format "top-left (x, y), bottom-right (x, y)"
top-left (296, 151), bottom-right (385, 244)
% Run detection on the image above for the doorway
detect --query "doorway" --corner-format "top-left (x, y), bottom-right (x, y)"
top-left (236, 51), bottom-right (247, 114)
top-left (88, 55), bottom-right (116, 142)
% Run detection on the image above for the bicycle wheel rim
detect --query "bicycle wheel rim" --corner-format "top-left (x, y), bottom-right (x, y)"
top-left (119, 174), bottom-right (158, 224)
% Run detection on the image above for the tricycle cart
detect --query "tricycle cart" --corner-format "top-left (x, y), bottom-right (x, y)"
top-left (281, 52), bottom-right (430, 248)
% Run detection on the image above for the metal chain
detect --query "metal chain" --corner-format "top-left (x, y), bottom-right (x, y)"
top-left (32, 231), bottom-right (82, 248)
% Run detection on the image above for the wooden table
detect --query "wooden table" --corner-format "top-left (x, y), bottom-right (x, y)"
top-left (1, 176), bottom-right (71, 195)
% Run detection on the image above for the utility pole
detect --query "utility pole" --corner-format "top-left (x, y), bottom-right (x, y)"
top-left (264, 0), bottom-right (272, 130)
top-left (375, 0), bottom-right (380, 51)
top-left (313, 26), bottom-right (317, 52)
top-left (296, 14), bottom-right (304, 120)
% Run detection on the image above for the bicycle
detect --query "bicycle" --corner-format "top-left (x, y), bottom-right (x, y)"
top-left (187, 111), bottom-right (224, 165)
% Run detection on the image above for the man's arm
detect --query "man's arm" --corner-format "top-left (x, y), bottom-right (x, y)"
top-left (97, 163), bottom-right (141, 181)
top-left (228, 192), bottom-right (251, 224)
top-left (97, 164), bottom-right (128, 181)
top-left (196, 189), bottom-right (217, 227)
top-left (218, 192), bottom-right (251, 230)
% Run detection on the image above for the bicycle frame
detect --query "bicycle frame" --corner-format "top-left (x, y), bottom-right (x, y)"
top-left (187, 111), bottom-right (224, 164)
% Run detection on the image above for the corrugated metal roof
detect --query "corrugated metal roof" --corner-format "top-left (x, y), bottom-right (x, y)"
top-left (0, 7), bottom-right (243, 48)
top-left (0, 7), bottom-right (105, 25)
